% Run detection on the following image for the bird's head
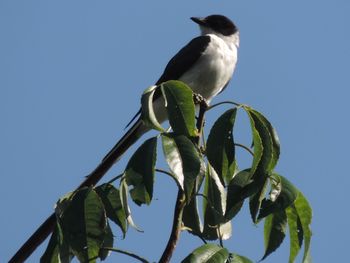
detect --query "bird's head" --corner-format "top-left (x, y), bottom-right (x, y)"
top-left (191, 15), bottom-right (239, 46)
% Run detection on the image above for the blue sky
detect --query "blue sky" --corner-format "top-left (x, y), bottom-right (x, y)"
top-left (1, 1), bottom-right (349, 262)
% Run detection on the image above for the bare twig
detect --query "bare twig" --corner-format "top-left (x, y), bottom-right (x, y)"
top-left (101, 247), bottom-right (149, 263)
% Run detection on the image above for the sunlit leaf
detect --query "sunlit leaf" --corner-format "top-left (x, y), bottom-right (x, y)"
top-left (125, 137), bottom-right (157, 206)
top-left (262, 210), bottom-right (287, 260)
top-left (141, 85), bottom-right (165, 132)
top-left (161, 80), bottom-right (196, 137)
top-left (258, 174), bottom-right (299, 220)
top-left (286, 205), bottom-right (303, 263)
top-left (182, 164), bottom-right (206, 236)
top-left (162, 133), bottom-right (201, 200)
top-left (294, 191), bottom-right (312, 263)
top-left (95, 183), bottom-right (127, 236)
top-left (206, 108), bottom-right (237, 185)
top-left (243, 107), bottom-right (263, 176)
top-left (249, 109), bottom-right (280, 171)
top-left (119, 179), bottom-right (143, 232)
top-left (181, 243), bottom-right (229, 263)
top-left (244, 107), bottom-right (279, 180)
top-left (202, 166), bottom-right (231, 240)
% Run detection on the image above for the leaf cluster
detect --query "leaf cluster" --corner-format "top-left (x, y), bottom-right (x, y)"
top-left (41, 81), bottom-right (312, 263)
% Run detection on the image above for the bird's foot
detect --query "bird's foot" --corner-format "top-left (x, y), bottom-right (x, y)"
top-left (193, 93), bottom-right (209, 109)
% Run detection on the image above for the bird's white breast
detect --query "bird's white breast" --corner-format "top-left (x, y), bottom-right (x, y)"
top-left (179, 34), bottom-right (238, 102)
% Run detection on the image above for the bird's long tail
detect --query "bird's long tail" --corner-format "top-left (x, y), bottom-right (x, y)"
top-left (8, 119), bottom-right (147, 263)
top-left (78, 118), bottom-right (147, 188)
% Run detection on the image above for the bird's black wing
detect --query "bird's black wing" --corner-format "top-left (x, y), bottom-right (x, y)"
top-left (125, 35), bottom-right (211, 128)
top-left (155, 35), bottom-right (211, 85)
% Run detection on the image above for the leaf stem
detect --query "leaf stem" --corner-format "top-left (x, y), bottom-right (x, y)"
top-left (101, 247), bottom-right (149, 263)
top-left (155, 168), bottom-right (174, 177)
top-left (156, 168), bottom-right (183, 190)
top-left (235, 143), bottom-right (254, 157)
top-left (106, 173), bottom-right (124, 184)
top-left (207, 100), bottom-right (242, 110)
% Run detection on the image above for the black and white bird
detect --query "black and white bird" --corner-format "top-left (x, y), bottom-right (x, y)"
top-left (86, 14), bottom-right (239, 185)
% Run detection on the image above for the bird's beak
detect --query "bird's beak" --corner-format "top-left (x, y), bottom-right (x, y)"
top-left (191, 17), bottom-right (206, 26)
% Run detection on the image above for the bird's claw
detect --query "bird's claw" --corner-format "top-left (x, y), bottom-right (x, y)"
top-left (193, 93), bottom-right (209, 109)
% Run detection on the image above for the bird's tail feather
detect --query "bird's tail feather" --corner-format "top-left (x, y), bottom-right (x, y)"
top-left (78, 119), bottom-right (147, 188)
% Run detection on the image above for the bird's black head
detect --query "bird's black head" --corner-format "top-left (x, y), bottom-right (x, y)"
top-left (191, 15), bottom-right (238, 36)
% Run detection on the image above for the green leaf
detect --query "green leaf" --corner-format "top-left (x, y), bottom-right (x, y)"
top-left (225, 169), bottom-right (252, 221)
top-left (141, 85), bottom-right (165, 132)
top-left (249, 109), bottom-right (280, 171)
top-left (206, 108), bottom-right (237, 185)
top-left (56, 222), bottom-right (73, 263)
top-left (262, 210), bottom-right (288, 260)
top-left (182, 167), bottom-right (205, 235)
top-left (244, 107), bottom-right (263, 176)
top-left (182, 193), bottom-right (203, 236)
top-left (230, 253), bottom-right (253, 263)
top-left (40, 225), bottom-right (60, 263)
top-left (161, 133), bottom-right (201, 200)
top-left (181, 243), bottom-right (229, 263)
top-left (99, 222), bottom-right (114, 261)
top-left (258, 174), bottom-right (299, 220)
top-left (249, 178), bottom-right (269, 223)
top-left (59, 187), bottom-right (107, 263)
top-left (161, 80), bottom-right (196, 137)
top-left (54, 191), bottom-right (74, 217)
top-left (119, 179), bottom-right (142, 232)
top-left (294, 191), bottom-right (312, 263)
top-left (244, 107), bottom-right (279, 178)
top-left (125, 137), bottom-right (157, 206)
top-left (286, 205), bottom-right (303, 263)
top-left (95, 183), bottom-right (127, 236)
top-left (202, 166), bottom-right (231, 240)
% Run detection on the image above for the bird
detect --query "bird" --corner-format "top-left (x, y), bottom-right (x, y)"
top-left (81, 14), bottom-right (240, 187)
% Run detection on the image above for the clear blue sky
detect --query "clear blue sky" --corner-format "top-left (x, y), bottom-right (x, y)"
top-left (1, 1), bottom-right (349, 262)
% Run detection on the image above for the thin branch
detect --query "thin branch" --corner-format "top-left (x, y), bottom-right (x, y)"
top-left (235, 143), bottom-right (254, 156)
top-left (159, 190), bottom-right (186, 263)
top-left (101, 247), bottom-right (150, 263)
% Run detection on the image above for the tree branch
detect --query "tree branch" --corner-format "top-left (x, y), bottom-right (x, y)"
top-left (159, 94), bottom-right (207, 263)
top-left (158, 189), bottom-right (186, 263)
